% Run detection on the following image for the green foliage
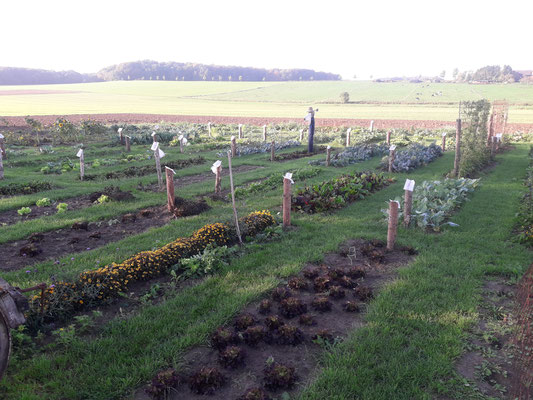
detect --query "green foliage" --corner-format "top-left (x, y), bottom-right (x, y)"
top-left (97, 195), bottom-right (110, 204)
top-left (35, 197), bottom-right (51, 207)
top-left (382, 143), bottom-right (443, 172)
top-left (177, 244), bottom-right (239, 279)
top-left (515, 146), bottom-right (533, 245)
top-left (0, 181), bottom-right (53, 196)
top-left (17, 207), bottom-right (31, 216)
top-left (40, 158), bottom-right (74, 174)
top-left (458, 100), bottom-right (491, 177)
top-left (52, 118), bottom-right (79, 143)
top-left (340, 92), bottom-right (349, 103)
top-left (56, 203), bottom-right (68, 213)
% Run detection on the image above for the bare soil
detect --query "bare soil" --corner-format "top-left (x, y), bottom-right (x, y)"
top-left (134, 238), bottom-right (416, 400)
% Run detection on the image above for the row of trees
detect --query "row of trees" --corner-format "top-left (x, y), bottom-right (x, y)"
top-left (96, 60), bottom-right (341, 82)
top-left (0, 68), bottom-right (99, 85)
top-left (454, 65), bottom-right (523, 83)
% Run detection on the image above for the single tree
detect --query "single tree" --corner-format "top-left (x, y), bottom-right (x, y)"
top-left (340, 92), bottom-right (350, 104)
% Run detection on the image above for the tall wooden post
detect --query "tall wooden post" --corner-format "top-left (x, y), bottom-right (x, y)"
top-left (403, 179), bottom-right (415, 227)
top-left (152, 132), bottom-right (157, 143)
top-left (271, 141), bottom-right (275, 161)
top-left (346, 128), bottom-right (351, 147)
top-left (370, 120), bottom-right (374, 132)
top-left (283, 174), bottom-right (292, 228)
top-left (441, 133), bottom-right (446, 151)
top-left (387, 201), bottom-right (399, 250)
top-left (153, 143), bottom-right (163, 189)
top-left (215, 165), bottom-right (222, 193)
top-left (388, 146), bottom-right (396, 173)
top-left (227, 151), bottom-right (242, 244)
top-left (208, 122), bottom-right (212, 138)
top-left (77, 149), bottom-right (85, 181)
top-left (0, 135), bottom-right (5, 158)
top-left (326, 146), bottom-right (331, 166)
top-left (231, 136), bottom-right (237, 158)
top-left (165, 167), bottom-right (176, 212)
top-left (125, 136), bottom-right (131, 152)
top-left (299, 129), bottom-right (304, 142)
top-left (386, 130), bottom-right (391, 145)
top-left (263, 125), bottom-right (267, 142)
top-left (453, 119), bottom-right (461, 177)
top-left (0, 150), bottom-right (4, 180)
top-left (238, 124), bottom-right (243, 139)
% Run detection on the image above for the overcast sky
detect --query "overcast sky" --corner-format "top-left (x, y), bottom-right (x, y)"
top-left (2, 0), bottom-right (532, 79)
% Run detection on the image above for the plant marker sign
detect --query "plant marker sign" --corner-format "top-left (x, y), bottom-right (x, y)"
top-left (403, 179), bottom-right (415, 226)
top-left (151, 142), bottom-right (164, 188)
top-left (212, 160), bottom-right (222, 194)
top-left (118, 127), bottom-right (124, 144)
top-left (403, 179), bottom-right (415, 192)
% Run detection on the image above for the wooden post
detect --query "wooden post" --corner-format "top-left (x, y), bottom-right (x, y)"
top-left (370, 120), bottom-right (374, 132)
top-left (326, 146), bottom-right (331, 166)
top-left (299, 129), bottom-right (304, 142)
top-left (263, 125), bottom-right (267, 142)
top-left (231, 136), bottom-right (237, 158)
top-left (153, 143), bottom-right (163, 189)
top-left (453, 119), bottom-right (461, 177)
top-left (0, 150), bottom-right (3, 180)
top-left (215, 165), bottom-right (222, 193)
top-left (387, 201), bottom-right (399, 250)
top-left (0, 135), bottom-right (5, 158)
top-left (152, 132), bottom-right (157, 143)
top-left (118, 128), bottom-right (124, 145)
top-left (270, 141), bottom-right (275, 162)
top-left (388, 146), bottom-right (396, 173)
top-left (125, 136), bottom-right (131, 152)
top-left (179, 137), bottom-right (184, 153)
top-left (441, 133), bottom-right (446, 151)
top-left (165, 167), bottom-right (175, 212)
top-left (238, 124), bottom-right (243, 139)
top-left (283, 175), bottom-right (292, 228)
top-left (208, 122), bottom-right (212, 138)
top-left (403, 179), bottom-right (415, 227)
top-left (227, 151), bottom-right (242, 244)
top-left (346, 128), bottom-right (351, 147)
top-left (386, 130), bottom-right (391, 145)
top-left (77, 149), bottom-right (85, 181)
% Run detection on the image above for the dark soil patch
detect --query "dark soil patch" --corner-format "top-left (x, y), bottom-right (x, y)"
top-left (135, 238), bottom-right (415, 400)
top-left (137, 165), bottom-right (262, 193)
top-left (271, 148), bottom-right (325, 162)
top-left (173, 197), bottom-right (210, 218)
top-left (0, 205), bottom-right (177, 272)
top-left (0, 186), bottom-right (134, 227)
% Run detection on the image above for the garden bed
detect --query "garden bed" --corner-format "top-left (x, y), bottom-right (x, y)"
top-left (138, 239), bottom-right (416, 400)
top-left (271, 148), bottom-right (325, 162)
top-left (0, 181), bottom-right (56, 198)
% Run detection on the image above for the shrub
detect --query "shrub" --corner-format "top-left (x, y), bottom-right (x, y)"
top-left (0, 181), bottom-right (53, 196)
top-left (36, 198), bottom-right (51, 207)
top-left (310, 144), bottom-right (388, 167)
top-left (382, 143), bottom-right (442, 172)
top-left (56, 203), bottom-right (68, 213)
top-left (340, 92), bottom-right (350, 104)
top-left (457, 100), bottom-right (491, 177)
top-left (17, 207), bottom-right (31, 216)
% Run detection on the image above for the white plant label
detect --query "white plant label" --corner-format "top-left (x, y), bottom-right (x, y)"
top-left (151, 142), bottom-right (159, 151)
top-left (389, 145), bottom-right (396, 151)
top-left (178, 135), bottom-right (184, 141)
top-left (347, 128), bottom-right (352, 134)
top-left (154, 125), bottom-right (159, 130)
top-left (495, 133), bottom-right (503, 141)
top-left (442, 132), bottom-right (447, 137)
top-left (158, 149), bottom-right (165, 159)
top-left (76, 149), bottom-right (83, 158)
top-left (403, 179), bottom-right (415, 192)
top-left (182, 138), bottom-right (188, 145)
top-left (284, 172), bottom-right (294, 184)
top-left (0, 134), bottom-right (4, 139)
top-left (327, 145), bottom-right (331, 150)
top-left (231, 135), bottom-right (235, 141)
top-left (118, 128), bottom-right (123, 133)
top-left (211, 160), bottom-right (222, 174)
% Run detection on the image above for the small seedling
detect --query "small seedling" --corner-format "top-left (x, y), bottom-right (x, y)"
top-left (237, 387), bottom-right (272, 400)
top-left (272, 287), bottom-right (293, 302)
top-left (354, 286), bottom-right (374, 301)
top-left (312, 329), bottom-right (335, 345)
top-left (146, 368), bottom-right (183, 399)
top-left (97, 194), bottom-right (110, 204)
top-left (313, 276), bottom-right (331, 292)
top-left (17, 207), bottom-right (31, 216)
top-left (346, 266), bottom-right (366, 279)
top-left (211, 327), bottom-right (239, 350)
top-left (36, 198), bottom-right (51, 207)
top-left (56, 203), bottom-right (68, 213)
top-left (343, 301), bottom-right (361, 312)
top-left (339, 276), bottom-right (357, 289)
top-left (288, 277), bottom-right (308, 290)
top-left (243, 326), bottom-right (267, 346)
top-left (264, 362), bottom-right (297, 390)
top-left (298, 314), bottom-right (316, 326)
top-left (303, 267), bottom-right (320, 279)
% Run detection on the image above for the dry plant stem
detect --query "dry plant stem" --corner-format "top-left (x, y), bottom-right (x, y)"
top-left (125, 136), bottom-right (131, 152)
top-left (165, 167), bottom-right (175, 212)
top-left (387, 200), bottom-right (399, 250)
top-left (227, 151), bottom-right (242, 244)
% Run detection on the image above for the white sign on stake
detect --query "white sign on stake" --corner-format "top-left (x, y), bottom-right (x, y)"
top-left (403, 179), bottom-right (415, 192)
top-left (442, 132), bottom-right (447, 137)
top-left (154, 125), bottom-right (159, 130)
top-left (151, 132), bottom-right (157, 137)
top-left (0, 134), bottom-right (4, 139)
top-left (76, 149), bottom-right (83, 158)
top-left (178, 134), bottom-right (184, 141)
top-left (327, 145), bottom-right (331, 150)
top-left (283, 172), bottom-right (294, 184)
top-left (495, 133), bottom-right (503, 142)
top-left (211, 160), bottom-right (222, 174)
top-left (151, 142), bottom-right (159, 151)
top-left (347, 128), bottom-right (352, 133)
top-left (158, 149), bottom-right (165, 158)
top-left (118, 128), bottom-right (123, 133)
top-left (230, 135), bottom-right (235, 140)
top-left (166, 166), bottom-right (176, 174)
top-left (182, 138), bottom-right (188, 145)
top-left (389, 145), bottom-right (396, 151)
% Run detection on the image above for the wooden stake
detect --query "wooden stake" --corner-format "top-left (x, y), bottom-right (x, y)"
top-left (165, 167), bottom-right (176, 212)
top-left (388, 147), bottom-right (396, 173)
top-left (78, 150), bottom-right (85, 181)
top-left (441, 134), bottom-right (446, 151)
top-left (238, 124), bottom-right (243, 139)
top-left (404, 190), bottom-right (412, 226)
top-left (326, 146), bottom-right (331, 166)
top-left (386, 130), bottom-right (391, 145)
top-left (179, 137), bottom-right (184, 153)
top-left (453, 119), bottom-right (461, 177)
top-left (152, 133), bottom-right (157, 143)
top-left (125, 136), bottom-right (131, 152)
top-left (370, 120), bottom-right (374, 132)
top-left (231, 136), bottom-right (237, 158)
top-left (299, 129), bottom-right (304, 142)
top-left (346, 128), bottom-right (351, 147)
top-left (270, 141), bottom-right (275, 162)
top-left (283, 177), bottom-right (292, 227)
top-left (263, 125), bottom-right (267, 142)
top-left (119, 129), bottom-right (124, 145)
top-left (387, 201), bottom-right (399, 250)
top-left (0, 150), bottom-right (4, 180)
top-left (208, 122), bottom-right (212, 137)
top-left (154, 144), bottom-right (163, 189)
top-left (215, 165), bottom-right (222, 194)
top-left (227, 151), bottom-right (242, 244)
top-left (0, 136), bottom-right (5, 158)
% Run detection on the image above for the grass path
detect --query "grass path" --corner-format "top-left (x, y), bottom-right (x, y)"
top-left (1, 147), bottom-right (530, 399)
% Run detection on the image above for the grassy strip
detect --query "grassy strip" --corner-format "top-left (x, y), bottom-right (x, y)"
top-left (299, 145), bottom-right (532, 399)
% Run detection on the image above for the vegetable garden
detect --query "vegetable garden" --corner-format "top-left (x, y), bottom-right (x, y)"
top-left (0, 106), bottom-right (531, 400)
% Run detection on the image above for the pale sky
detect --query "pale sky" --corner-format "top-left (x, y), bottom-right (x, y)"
top-left (1, 0), bottom-right (532, 79)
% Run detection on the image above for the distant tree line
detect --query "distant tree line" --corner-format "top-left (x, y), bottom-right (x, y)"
top-left (0, 67), bottom-right (100, 85)
top-left (455, 65), bottom-right (524, 83)
top-left (96, 60), bottom-right (341, 82)
top-left (0, 60), bottom-right (341, 85)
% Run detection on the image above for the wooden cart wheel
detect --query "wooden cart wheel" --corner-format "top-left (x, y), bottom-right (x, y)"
top-left (0, 309), bottom-right (11, 380)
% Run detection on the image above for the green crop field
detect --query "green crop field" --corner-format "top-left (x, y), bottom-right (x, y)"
top-left (1, 81), bottom-right (533, 123)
